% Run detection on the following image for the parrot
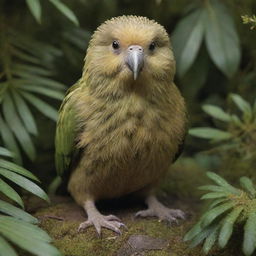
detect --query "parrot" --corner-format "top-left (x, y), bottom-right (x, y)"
top-left (55, 15), bottom-right (187, 235)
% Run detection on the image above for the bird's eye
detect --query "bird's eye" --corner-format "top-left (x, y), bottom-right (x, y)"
top-left (149, 42), bottom-right (156, 51)
top-left (112, 40), bottom-right (120, 50)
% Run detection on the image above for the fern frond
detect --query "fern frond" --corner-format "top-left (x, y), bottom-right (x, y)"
top-left (185, 173), bottom-right (256, 256)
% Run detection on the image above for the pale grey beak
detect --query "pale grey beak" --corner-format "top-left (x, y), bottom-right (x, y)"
top-left (125, 45), bottom-right (144, 80)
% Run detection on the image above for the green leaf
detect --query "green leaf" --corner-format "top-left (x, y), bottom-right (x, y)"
top-left (199, 185), bottom-right (227, 193)
top-left (21, 86), bottom-right (64, 100)
top-left (0, 178), bottom-right (24, 208)
top-left (189, 224), bottom-right (217, 248)
top-left (205, 0), bottom-right (240, 77)
top-left (48, 0), bottom-right (79, 26)
top-left (203, 224), bottom-right (219, 254)
top-left (240, 177), bottom-right (256, 197)
top-left (201, 202), bottom-right (235, 228)
top-left (12, 91), bottom-right (38, 136)
top-left (202, 104), bottom-right (232, 122)
top-left (231, 114), bottom-right (243, 126)
top-left (0, 236), bottom-right (17, 256)
top-left (243, 212), bottom-right (256, 256)
top-left (201, 192), bottom-right (228, 200)
top-left (0, 216), bottom-right (61, 256)
top-left (0, 147), bottom-right (13, 158)
top-left (184, 221), bottom-right (202, 241)
top-left (10, 31), bottom-right (62, 59)
top-left (0, 159), bottom-right (39, 182)
top-left (12, 63), bottom-right (53, 76)
top-left (189, 127), bottom-right (232, 141)
top-left (208, 198), bottom-right (228, 209)
top-left (0, 169), bottom-right (49, 203)
top-left (172, 8), bottom-right (206, 76)
top-left (21, 92), bottom-right (58, 121)
top-left (230, 94), bottom-right (252, 114)
top-left (2, 93), bottom-right (36, 160)
top-left (0, 115), bottom-right (22, 164)
top-left (12, 77), bottom-right (66, 90)
top-left (218, 206), bottom-right (243, 248)
top-left (12, 48), bottom-right (40, 64)
top-left (0, 200), bottom-right (37, 223)
top-left (206, 172), bottom-right (240, 194)
top-left (26, 0), bottom-right (42, 23)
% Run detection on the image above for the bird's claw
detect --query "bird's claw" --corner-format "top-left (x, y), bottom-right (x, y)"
top-left (78, 214), bottom-right (126, 236)
top-left (135, 207), bottom-right (185, 225)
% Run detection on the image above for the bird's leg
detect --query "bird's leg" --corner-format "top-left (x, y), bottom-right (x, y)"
top-left (78, 199), bottom-right (126, 235)
top-left (135, 194), bottom-right (185, 224)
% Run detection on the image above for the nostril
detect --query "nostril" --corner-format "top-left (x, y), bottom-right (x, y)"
top-left (129, 47), bottom-right (133, 50)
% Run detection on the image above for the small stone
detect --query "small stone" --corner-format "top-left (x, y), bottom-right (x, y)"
top-left (116, 235), bottom-right (168, 256)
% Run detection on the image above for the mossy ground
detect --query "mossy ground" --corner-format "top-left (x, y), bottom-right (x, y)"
top-left (32, 196), bottom-right (242, 256)
top-left (30, 162), bottom-right (244, 256)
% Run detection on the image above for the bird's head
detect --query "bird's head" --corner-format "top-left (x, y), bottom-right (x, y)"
top-left (84, 16), bottom-right (175, 87)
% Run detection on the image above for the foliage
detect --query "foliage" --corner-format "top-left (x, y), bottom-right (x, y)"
top-left (25, 0), bottom-right (79, 25)
top-left (184, 172), bottom-right (256, 256)
top-left (189, 94), bottom-right (256, 160)
top-left (242, 15), bottom-right (256, 30)
top-left (172, 0), bottom-right (241, 78)
top-left (0, 147), bottom-right (61, 256)
top-left (0, 30), bottom-right (66, 163)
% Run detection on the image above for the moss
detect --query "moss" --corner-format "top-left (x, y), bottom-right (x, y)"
top-left (30, 174), bottom-right (249, 256)
top-left (33, 198), bottom-right (243, 256)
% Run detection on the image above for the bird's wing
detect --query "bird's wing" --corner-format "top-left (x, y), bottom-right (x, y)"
top-left (55, 83), bottom-right (81, 176)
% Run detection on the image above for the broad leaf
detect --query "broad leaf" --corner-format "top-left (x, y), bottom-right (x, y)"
top-left (0, 169), bottom-right (49, 202)
top-left (0, 147), bottom-right (13, 158)
top-left (0, 159), bottom-right (39, 182)
top-left (2, 93), bottom-right (36, 160)
top-left (26, 0), bottom-right (42, 23)
top-left (184, 222), bottom-right (202, 241)
top-left (201, 202), bottom-right (234, 227)
top-left (201, 192), bottom-right (228, 200)
top-left (12, 91), bottom-right (38, 136)
top-left (199, 185), bottom-right (228, 193)
top-left (0, 178), bottom-right (24, 208)
top-left (21, 86), bottom-right (64, 100)
top-left (243, 212), bottom-right (256, 256)
top-left (0, 200), bottom-right (37, 224)
top-left (48, 0), bottom-right (79, 26)
top-left (21, 92), bottom-right (58, 121)
top-left (218, 206), bottom-right (243, 248)
top-left (205, 0), bottom-right (240, 77)
top-left (203, 224), bottom-right (219, 253)
top-left (206, 172), bottom-right (240, 194)
top-left (0, 115), bottom-right (21, 164)
top-left (230, 94), bottom-right (252, 115)
top-left (240, 177), bottom-right (256, 197)
top-left (189, 127), bottom-right (232, 141)
top-left (202, 104), bottom-right (232, 122)
top-left (172, 8), bottom-right (206, 76)
top-left (0, 236), bottom-right (17, 256)
top-left (0, 216), bottom-right (61, 256)
top-left (189, 225), bottom-right (218, 248)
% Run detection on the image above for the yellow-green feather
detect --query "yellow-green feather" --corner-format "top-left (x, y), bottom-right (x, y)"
top-left (55, 82), bottom-right (81, 176)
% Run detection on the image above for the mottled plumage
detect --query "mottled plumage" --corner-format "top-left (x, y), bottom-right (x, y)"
top-left (55, 16), bottom-right (187, 234)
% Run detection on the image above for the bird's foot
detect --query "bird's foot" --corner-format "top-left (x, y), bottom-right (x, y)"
top-left (78, 213), bottom-right (126, 236)
top-left (135, 195), bottom-right (185, 224)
